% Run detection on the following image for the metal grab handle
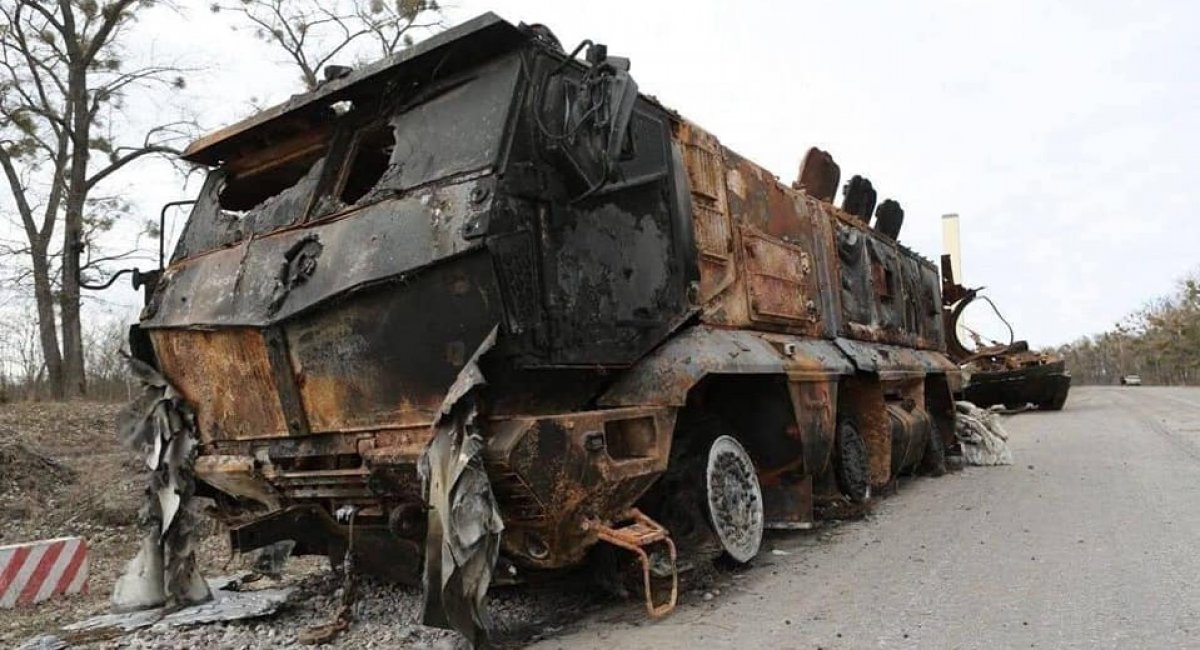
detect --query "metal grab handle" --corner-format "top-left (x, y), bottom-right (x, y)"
top-left (586, 508), bottom-right (679, 618)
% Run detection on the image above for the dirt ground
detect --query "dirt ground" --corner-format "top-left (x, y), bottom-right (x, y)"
top-left (6, 387), bottom-right (1200, 648)
top-left (0, 401), bottom-right (231, 646)
top-left (1, 401), bottom-right (142, 644)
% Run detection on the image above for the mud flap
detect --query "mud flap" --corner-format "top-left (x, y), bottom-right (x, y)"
top-left (112, 358), bottom-right (212, 612)
top-left (420, 327), bottom-right (504, 648)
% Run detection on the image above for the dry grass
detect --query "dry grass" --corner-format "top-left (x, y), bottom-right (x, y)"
top-left (0, 401), bottom-right (229, 646)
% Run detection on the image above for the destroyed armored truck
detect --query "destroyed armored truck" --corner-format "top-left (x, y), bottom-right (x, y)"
top-left (124, 12), bottom-right (961, 631)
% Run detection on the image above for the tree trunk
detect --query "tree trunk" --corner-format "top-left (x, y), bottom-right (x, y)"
top-left (29, 238), bottom-right (65, 398)
top-left (60, 222), bottom-right (85, 398)
top-left (61, 64), bottom-right (90, 398)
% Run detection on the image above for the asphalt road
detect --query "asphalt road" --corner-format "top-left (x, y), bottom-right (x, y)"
top-left (534, 386), bottom-right (1200, 650)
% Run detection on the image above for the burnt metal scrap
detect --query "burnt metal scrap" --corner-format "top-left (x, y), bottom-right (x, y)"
top-left (105, 11), bottom-right (979, 645)
top-left (29, 576), bottom-right (295, 648)
top-left (421, 328), bottom-right (503, 648)
top-left (940, 256), bottom-right (1071, 410)
top-left (111, 358), bottom-right (211, 612)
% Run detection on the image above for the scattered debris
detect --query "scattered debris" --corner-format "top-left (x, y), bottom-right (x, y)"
top-left (954, 402), bottom-right (1014, 466)
top-left (13, 634), bottom-right (69, 650)
top-left (58, 577), bottom-right (294, 637)
top-left (110, 358), bottom-right (211, 612)
top-left (250, 540), bottom-right (295, 579)
top-left (297, 508), bottom-right (359, 645)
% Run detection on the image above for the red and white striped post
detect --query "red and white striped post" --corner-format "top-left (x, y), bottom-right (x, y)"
top-left (0, 537), bottom-right (89, 608)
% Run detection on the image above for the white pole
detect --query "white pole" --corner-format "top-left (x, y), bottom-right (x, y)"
top-left (942, 213), bottom-right (963, 283)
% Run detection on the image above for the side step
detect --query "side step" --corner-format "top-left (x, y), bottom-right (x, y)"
top-left (585, 509), bottom-right (678, 618)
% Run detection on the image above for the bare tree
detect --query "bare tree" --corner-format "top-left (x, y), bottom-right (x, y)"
top-left (211, 0), bottom-right (444, 91)
top-left (1054, 266), bottom-right (1200, 386)
top-left (0, 0), bottom-right (194, 398)
top-left (0, 300), bottom-right (47, 400)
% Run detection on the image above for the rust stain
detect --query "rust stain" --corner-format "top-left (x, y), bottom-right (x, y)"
top-left (151, 328), bottom-right (288, 441)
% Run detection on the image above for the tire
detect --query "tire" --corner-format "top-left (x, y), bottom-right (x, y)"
top-left (833, 418), bottom-right (871, 502)
top-left (704, 435), bottom-right (764, 564)
top-left (920, 421), bottom-right (947, 477)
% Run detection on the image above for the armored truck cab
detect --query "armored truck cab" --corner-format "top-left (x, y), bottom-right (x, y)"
top-left (135, 13), bottom-right (959, 622)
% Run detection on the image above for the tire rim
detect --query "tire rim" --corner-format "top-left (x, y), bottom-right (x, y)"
top-left (705, 435), bottom-right (764, 563)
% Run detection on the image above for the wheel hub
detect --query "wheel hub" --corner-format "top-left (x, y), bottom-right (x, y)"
top-left (705, 435), bottom-right (764, 563)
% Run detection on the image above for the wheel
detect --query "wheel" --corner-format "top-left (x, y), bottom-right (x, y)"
top-left (920, 421), bottom-right (947, 477)
top-left (704, 435), bottom-right (764, 564)
top-left (833, 418), bottom-right (871, 502)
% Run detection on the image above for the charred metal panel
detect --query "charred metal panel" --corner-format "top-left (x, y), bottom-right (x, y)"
top-left (833, 337), bottom-right (958, 380)
top-left (741, 227), bottom-right (818, 326)
top-left (364, 55), bottom-right (521, 197)
top-left (718, 150), bottom-right (830, 337)
top-left (170, 173), bottom-right (242, 261)
top-left (541, 108), bottom-right (692, 366)
top-left (145, 179), bottom-right (494, 328)
top-left (599, 325), bottom-right (853, 407)
top-left (834, 218), bottom-right (874, 327)
top-left (241, 156), bottom-right (328, 236)
top-left (171, 154), bottom-right (330, 262)
top-left (795, 147), bottom-right (839, 202)
top-left (865, 234), bottom-right (906, 340)
top-left (194, 454), bottom-right (280, 510)
top-left (900, 254), bottom-right (945, 350)
top-left (676, 122), bottom-right (736, 309)
top-left (724, 149), bottom-right (809, 241)
top-left (262, 326), bottom-right (312, 436)
top-left (182, 13), bottom-right (526, 165)
top-left (839, 376), bottom-right (891, 488)
top-left (484, 407), bottom-right (675, 569)
top-left (832, 213), bottom-right (939, 347)
top-left (284, 251), bottom-right (503, 434)
top-left (487, 229), bottom-right (544, 338)
top-left (150, 328), bottom-right (289, 441)
top-left (786, 379), bottom-right (839, 478)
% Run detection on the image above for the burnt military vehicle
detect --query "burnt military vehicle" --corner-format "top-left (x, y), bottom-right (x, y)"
top-left (940, 258), bottom-right (1071, 411)
top-left (128, 13), bottom-right (959, 629)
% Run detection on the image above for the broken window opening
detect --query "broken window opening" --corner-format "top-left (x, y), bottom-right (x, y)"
top-left (339, 124), bottom-right (396, 205)
top-left (219, 144), bottom-right (327, 213)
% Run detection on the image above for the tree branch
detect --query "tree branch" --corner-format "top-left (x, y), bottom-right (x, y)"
top-left (85, 144), bottom-right (179, 191)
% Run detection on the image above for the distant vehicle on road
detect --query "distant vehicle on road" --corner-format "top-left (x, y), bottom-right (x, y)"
top-left (1121, 375), bottom-right (1143, 386)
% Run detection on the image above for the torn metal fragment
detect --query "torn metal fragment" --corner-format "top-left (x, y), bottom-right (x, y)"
top-left (64, 580), bottom-right (295, 635)
top-left (111, 358), bottom-right (212, 612)
top-left (421, 327), bottom-right (503, 648)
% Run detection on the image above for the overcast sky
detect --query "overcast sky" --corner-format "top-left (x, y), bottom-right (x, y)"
top-left (8, 0), bottom-right (1197, 347)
